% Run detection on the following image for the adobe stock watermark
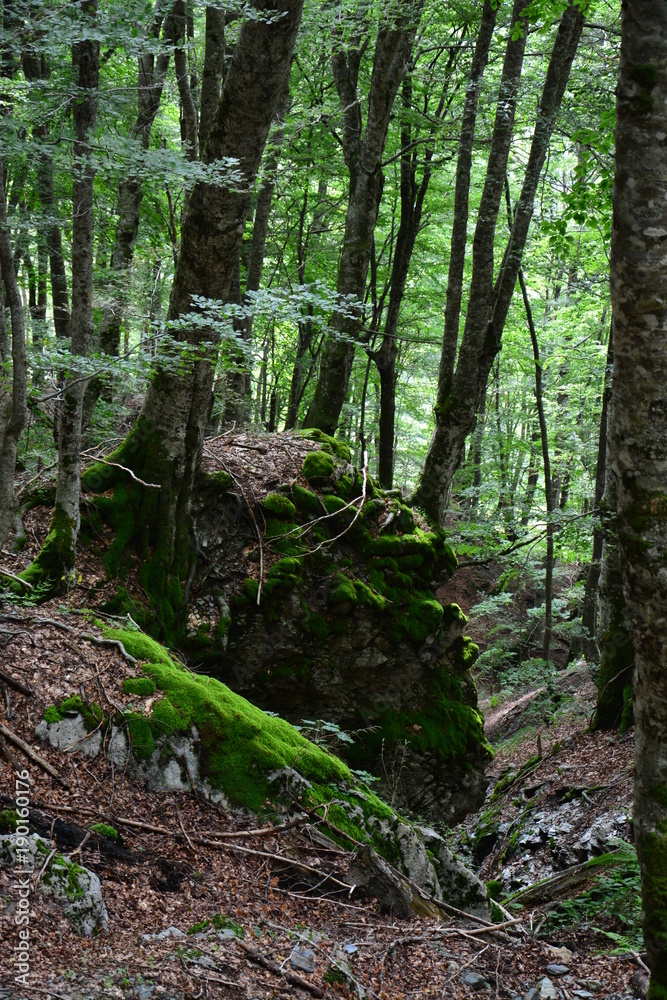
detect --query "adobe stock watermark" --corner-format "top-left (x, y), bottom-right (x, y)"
top-left (11, 768), bottom-right (32, 989)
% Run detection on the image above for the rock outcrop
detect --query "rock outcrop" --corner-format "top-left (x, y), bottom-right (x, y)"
top-left (85, 430), bottom-right (491, 825)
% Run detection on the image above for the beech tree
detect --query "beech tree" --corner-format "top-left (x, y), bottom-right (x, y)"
top-left (609, 2), bottom-right (667, 994)
top-left (60, 0), bottom-right (306, 623)
top-left (412, 0), bottom-right (585, 522)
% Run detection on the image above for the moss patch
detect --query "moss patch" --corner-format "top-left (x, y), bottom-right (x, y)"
top-left (122, 676), bottom-right (157, 697)
top-left (302, 450), bottom-right (335, 482)
top-left (261, 493), bottom-right (296, 519)
top-left (299, 428), bottom-right (351, 462)
top-left (89, 823), bottom-right (118, 841)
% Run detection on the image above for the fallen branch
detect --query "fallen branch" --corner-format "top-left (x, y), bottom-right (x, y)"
top-left (202, 814), bottom-right (308, 840)
top-left (0, 724), bottom-right (69, 788)
top-left (237, 939), bottom-right (324, 998)
top-left (0, 666), bottom-right (34, 696)
top-left (90, 457), bottom-right (161, 489)
top-left (203, 841), bottom-right (352, 891)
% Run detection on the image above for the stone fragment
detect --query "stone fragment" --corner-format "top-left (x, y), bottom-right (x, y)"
top-left (539, 980), bottom-right (558, 1000)
top-left (546, 964), bottom-right (570, 976)
top-left (290, 945), bottom-right (316, 973)
top-left (461, 971), bottom-right (490, 990)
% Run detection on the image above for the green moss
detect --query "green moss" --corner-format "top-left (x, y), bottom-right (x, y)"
top-left (122, 676), bottom-right (157, 696)
top-left (302, 450), bottom-right (335, 482)
top-left (261, 493), bottom-right (296, 519)
top-left (125, 712), bottom-right (155, 759)
top-left (593, 611), bottom-right (634, 730)
top-left (243, 578), bottom-right (260, 602)
top-left (299, 428), bottom-right (351, 462)
top-left (639, 830), bottom-right (667, 988)
top-left (442, 603), bottom-right (467, 627)
top-left (322, 494), bottom-right (349, 515)
top-left (392, 595), bottom-right (444, 644)
top-left (353, 580), bottom-right (387, 611)
top-left (89, 823), bottom-right (118, 841)
top-left (303, 612), bottom-right (329, 639)
top-left (0, 809), bottom-right (18, 831)
top-left (291, 485), bottom-right (321, 514)
top-left (58, 695), bottom-right (104, 733)
top-left (200, 470), bottom-right (232, 491)
top-left (329, 574), bottom-right (357, 606)
top-left (99, 626), bottom-right (353, 812)
top-left (19, 504), bottom-right (78, 593)
top-left (44, 705), bottom-right (64, 725)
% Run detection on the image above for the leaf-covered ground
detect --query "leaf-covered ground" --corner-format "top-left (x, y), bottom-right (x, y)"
top-left (0, 607), bottom-right (641, 1000)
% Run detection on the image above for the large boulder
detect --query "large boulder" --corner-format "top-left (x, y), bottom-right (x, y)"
top-left (88, 431), bottom-right (491, 825)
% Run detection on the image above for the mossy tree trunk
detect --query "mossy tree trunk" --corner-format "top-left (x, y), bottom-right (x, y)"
top-left (609, 5), bottom-right (667, 996)
top-left (303, 1), bottom-right (424, 435)
top-left (0, 160), bottom-right (28, 551)
top-left (82, 0), bottom-right (304, 634)
top-left (26, 4), bottom-right (99, 588)
top-left (412, 1), bottom-right (584, 522)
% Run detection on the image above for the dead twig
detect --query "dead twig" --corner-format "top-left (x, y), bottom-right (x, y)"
top-left (237, 939), bottom-right (324, 998)
top-left (0, 566), bottom-right (32, 589)
top-left (0, 723), bottom-right (70, 788)
top-left (85, 457), bottom-right (161, 489)
top-left (0, 666), bottom-right (33, 697)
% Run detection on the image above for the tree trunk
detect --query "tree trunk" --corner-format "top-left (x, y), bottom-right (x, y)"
top-left (577, 332), bottom-right (613, 663)
top-left (81, 0), bottom-right (304, 635)
top-left (81, 9), bottom-right (172, 436)
top-left (519, 268), bottom-right (554, 665)
top-left (609, 3), bottom-right (667, 991)
top-left (199, 5), bottom-right (227, 154)
top-left (25, 4), bottom-right (99, 587)
top-left (303, 2), bottom-right (424, 434)
top-left (222, 79), bottom-right (290, 428)
top-left (413, 1), bottom-right (584, 522)
top-left (0, 160), bottom-right (27, 551)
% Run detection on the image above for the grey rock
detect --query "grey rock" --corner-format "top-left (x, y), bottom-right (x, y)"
top-left (524, 990), bottom-right (540, 1000)
top-left (546, 965), bottom-right (570, 976)
top-left (0, 833), bottom-right (107, 935)
top-left (192, 955), bottom-right (216, 969)
top-left (290, 945), bottom-right (316, 974)
top-left (461, 971), bottom-right (490, 990)
top-left (417, 825), bottom-right (491, 920)
top-left (539, 980), bottom-right (558, 1000)
top-left (141, 926), bottom-right (186, 941)
top-left (35, 714), bottom-right (102, 757)
top-left (572, 993), bottom-right (595, 999)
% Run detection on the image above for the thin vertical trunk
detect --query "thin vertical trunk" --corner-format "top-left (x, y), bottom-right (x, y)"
top-left (172, 0), bottom-right (198, 161)
top-left (470, 392), bottom-right (486, 511)
top-left (578, 332), bottom-right (613, 662)
top-left (0, 160), bottom-right (28, 550)
top-left (413, 1), bottom-right (584, 521)
top-left (25, 3), bottom-right (99, 587)
top-left (199, 6), bottom-right (226, 153)
top-left (519, 268), bottom-right (554, 665)
top-left (304, 1), bottom-right (424, 434)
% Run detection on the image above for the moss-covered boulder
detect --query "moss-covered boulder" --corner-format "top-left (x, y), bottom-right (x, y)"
top-left (33, 626), bottom-right (490, 916)
top-left (70, 431), bottom-right (490, 825)
top-left (184, 434), bottom-right (490, 825)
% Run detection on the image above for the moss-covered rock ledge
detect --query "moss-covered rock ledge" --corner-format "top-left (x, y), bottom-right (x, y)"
top-left (35, 625), bottom-right (491, 919)
top-left (70, 430), bottom-right (490, 824)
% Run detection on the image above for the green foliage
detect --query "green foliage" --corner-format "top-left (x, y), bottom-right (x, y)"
top-left (302, 450), bottom-right (335, 481)
top-left (538, 841), bottom-right (643, 954)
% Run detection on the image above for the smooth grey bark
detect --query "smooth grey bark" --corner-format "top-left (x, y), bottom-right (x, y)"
top-left (0, 160), bottom-right (27, 551)
top-left (303, 1), bottom-right (424, 434)
top-left (438, 0), bottom-right (498, 390)
top-left (413, 1), bottom-right (585, 522)
top-left (28, 2), bottom-right (99, 587)
top-left (222, 80), bottom-right (290, 427)
top-left (108, 0), bottom-right (305, 581)
top-left (199, 6), bottom-right (226, 153)
top-left (608, 6), bottom-right (667, 991)
top-left (81, 5), bottom-right (172, 433)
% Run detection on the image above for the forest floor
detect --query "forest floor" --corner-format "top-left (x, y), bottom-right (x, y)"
top-left (0, 604), bottom-right (642, 1000)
